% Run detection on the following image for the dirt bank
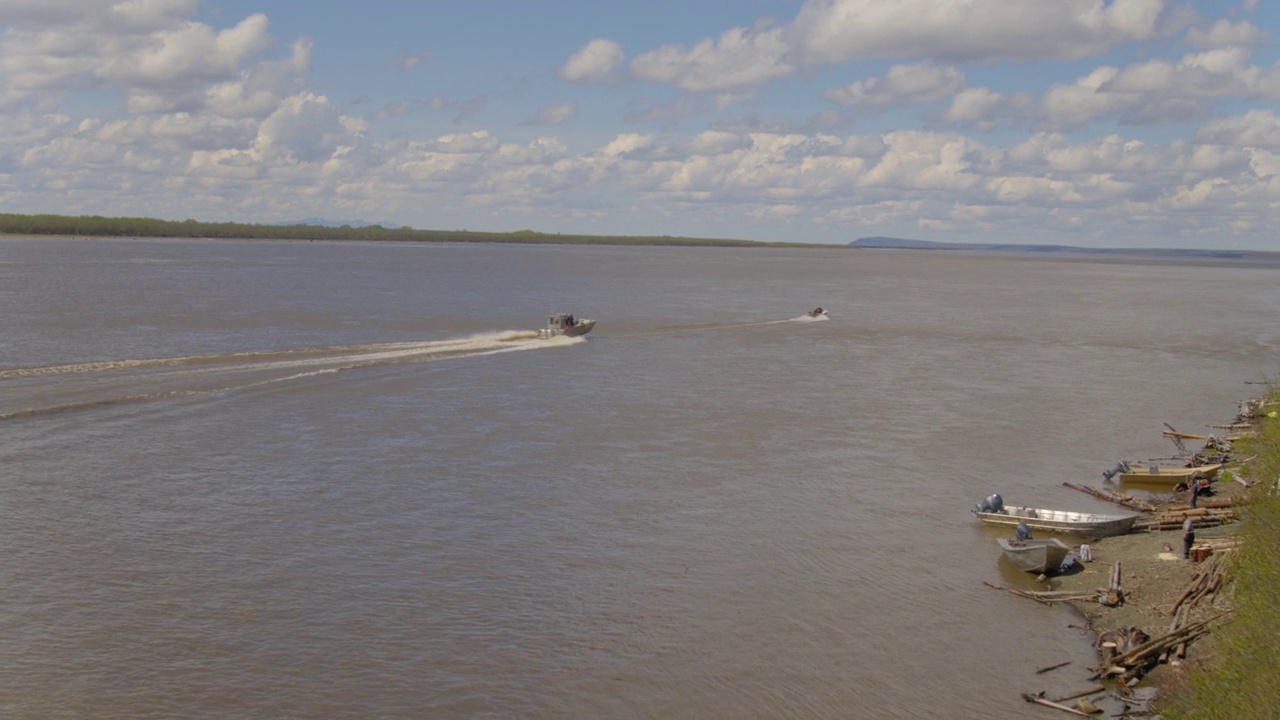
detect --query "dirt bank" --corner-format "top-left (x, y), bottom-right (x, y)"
top-left (1014, 472), bottom-right (1247, 716)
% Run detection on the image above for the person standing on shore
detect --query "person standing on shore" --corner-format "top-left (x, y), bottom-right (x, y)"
top-left (1182, 516), bottom-right (1196, 559)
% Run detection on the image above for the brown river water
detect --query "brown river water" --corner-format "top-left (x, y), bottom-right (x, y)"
top-left (2, 237), bottom-right (1277, 718)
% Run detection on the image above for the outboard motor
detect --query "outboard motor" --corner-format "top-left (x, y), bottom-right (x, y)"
top-left (1102, 461), bottom-right (1131, 480)
top-left (1015, 523), bottom-right (1033, 542)
top-left (973, 493), bottom-right (1004, 514)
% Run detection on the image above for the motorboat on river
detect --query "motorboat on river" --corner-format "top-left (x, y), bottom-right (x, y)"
top-left (806, 307), bottom-right (828, 318)
top-left (537, 312), bottom-right (596, 339)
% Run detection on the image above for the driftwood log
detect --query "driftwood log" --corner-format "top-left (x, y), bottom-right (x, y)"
top-left (1169, 554), bottom-right (1227, 619)
top-left (1061, 482), bottom-right (1156, 512)
top-left (1090, 617), bottom-right (1217, 679)
top-left (1021, 692), bottom-right (1095, 717)
top-left (1051, 685), bottom-right (1106, 704)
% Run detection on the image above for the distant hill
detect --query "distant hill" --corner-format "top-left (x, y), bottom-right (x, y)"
top-left (849, 236), bottom-right (1272, 262)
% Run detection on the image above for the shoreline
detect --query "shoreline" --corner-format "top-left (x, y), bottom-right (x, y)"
top-left (999, 410), bottom-right (1258, 717)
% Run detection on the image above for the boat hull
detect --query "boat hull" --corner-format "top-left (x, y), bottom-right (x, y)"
top-left (974, 506), bottom-right (1138, 538)
top-left (562, 319), bottom-right (595, 337)
top-left (1118, 463), bottom-right (1224, 485)
top-left (997, 538), bottom-right (1073, 574)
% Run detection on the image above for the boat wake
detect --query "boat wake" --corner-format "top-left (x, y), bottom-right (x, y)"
top-left (0, 332), bottom-right (580, 421)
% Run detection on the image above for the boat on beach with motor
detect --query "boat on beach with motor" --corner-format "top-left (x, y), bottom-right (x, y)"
top-left (1104, 461), bottom-right (1225, 485)
top-left (536, 312), bottom-right (595, 339)
top-left (996, 537), bottom-right (1074, 574)
top-left (972, 497), bottom-right (1139, 538)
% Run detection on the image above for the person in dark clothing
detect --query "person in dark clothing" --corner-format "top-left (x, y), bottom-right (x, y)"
top-left (1182, 516), bottom-right (1195, 559)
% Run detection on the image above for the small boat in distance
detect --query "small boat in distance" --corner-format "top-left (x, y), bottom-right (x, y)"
top-left (806, 307), bottom-right (828, 318)
top-left (972, 499), bottom-right (1138, 538)
top-left (997, 537), bottom-right (1074, 574)
top-left (537, 312), bottom-right (596, 339)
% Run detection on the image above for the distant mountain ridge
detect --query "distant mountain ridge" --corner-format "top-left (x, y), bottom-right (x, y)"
top-left (850, 236), bottom-right (1269, 261)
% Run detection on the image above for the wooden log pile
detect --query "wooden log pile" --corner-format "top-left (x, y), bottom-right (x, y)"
top-left (1168, 553), bottom-right (1228, 622)
top-left (1131, 508), bottom-right (1236, 531)
top-left (1089, 616), bottom-right (1218, 682)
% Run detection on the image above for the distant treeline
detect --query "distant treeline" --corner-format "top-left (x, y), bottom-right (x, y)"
top-left (0, 212), bottom-right (798, 248)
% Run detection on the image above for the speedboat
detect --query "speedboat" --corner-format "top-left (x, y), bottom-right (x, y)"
top-left (806, 307), bottom-right (828, 318)
top-left (537, 312), bottom-right (596, 339)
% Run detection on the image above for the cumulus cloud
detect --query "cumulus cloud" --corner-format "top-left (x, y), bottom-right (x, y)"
top-left (1, 0), bottom-right (1277, 248)
top-left (630, 21), bottom-right (792, 93)
top-left (1197, 109), bottom-right (1280, 148)
top-left (824, 63), bottom-right (965, 107)
top-left (389, 50), bottom-right (433, 71)
top-left (1037, 48), bottom-right (1280, 129)
top-left (1104, 48), bottom-right (1280, 99)
top-left (558, 39), bottom-right (624, 84)
top-left (528, 102), bottom-right (578, 126)
top-left (788, 0), bottom-right (1174, 64)
top-left (253, 92), bottom-right (355, 163)
top-left (607, 0), bottom-right (1181, 101)
top-left (1186, 19), bottom-right (1268, 49)
top-left (99, 13), bottom-right (274, 88)
top-left (0, 3), bottom-right (295, 114)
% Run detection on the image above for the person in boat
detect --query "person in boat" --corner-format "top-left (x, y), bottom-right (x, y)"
top-left (565, 314), bottom-right (575, 329)
top-left (812, 307), bottom-right (823, 315)
top-left (1014, 523), bottom-right (1032, 542)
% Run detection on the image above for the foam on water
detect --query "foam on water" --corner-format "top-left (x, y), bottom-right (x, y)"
top-left (0, 331), bottom-right (584, 420)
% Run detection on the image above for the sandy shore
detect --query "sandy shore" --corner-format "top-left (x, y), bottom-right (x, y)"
top-left (1008, 473), bottom-right (1245, 715)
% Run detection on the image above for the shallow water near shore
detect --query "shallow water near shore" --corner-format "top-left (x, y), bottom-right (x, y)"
top-left (2, 237), bottom-right (1276, 718)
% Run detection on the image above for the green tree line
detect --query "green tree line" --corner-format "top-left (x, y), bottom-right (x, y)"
top-left (0, 212), bottom-right (804, 248)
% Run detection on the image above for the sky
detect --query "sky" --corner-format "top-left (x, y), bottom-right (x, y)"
top-left (2, 0), bottom-right (1279, 250)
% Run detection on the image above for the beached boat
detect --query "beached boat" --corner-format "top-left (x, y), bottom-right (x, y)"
top-left (1106, 462), bottom-right (1225, 485)
top-left (536, 312), bottom-right (595, 339)
top-left (996, 538), bottom-right (1073, 574)
top-left (972, 503), bottom-right (1139, 538)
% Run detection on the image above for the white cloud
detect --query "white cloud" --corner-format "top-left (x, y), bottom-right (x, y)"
top-left (1, 1), bottom-right (1277, 248)
top-left (1186, 19), bottom-right (1268, 49)
top-left (0, 3), bottom-right (290, 114)
top-left (612, 0), bottom-right (1182, 102)
top-left (630, 21), bottom-right (792, 93)
top-left (1105, 48), bottom-right (1280, 100)
top-left (600, 133), bottom-right (655, 157)
top-left (389, 50), bottom-right (433, 71)
top-left (253, 92), bottom-right (353, 164)
top-left (99, 13), bottom-right (273, 87)
top-left (529, 102), bottom-right (578, 126)
top-left (1040, 66), bottom-right (1133, 128)
top-left (1037, 47), bottom-right (1280, 128)
top-left (1197, 110), bottom-right (1280, 148)
top-left (558, 39), bottom-right (624, 84)
top-left (789, 0), bottom-right (1174, 64)
top-left (942, 88), bottom-right (1021, 127)
top-left (425, 130), bottom-right (501, 155)
top-left (824, 63), bottom-right (965, 107)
